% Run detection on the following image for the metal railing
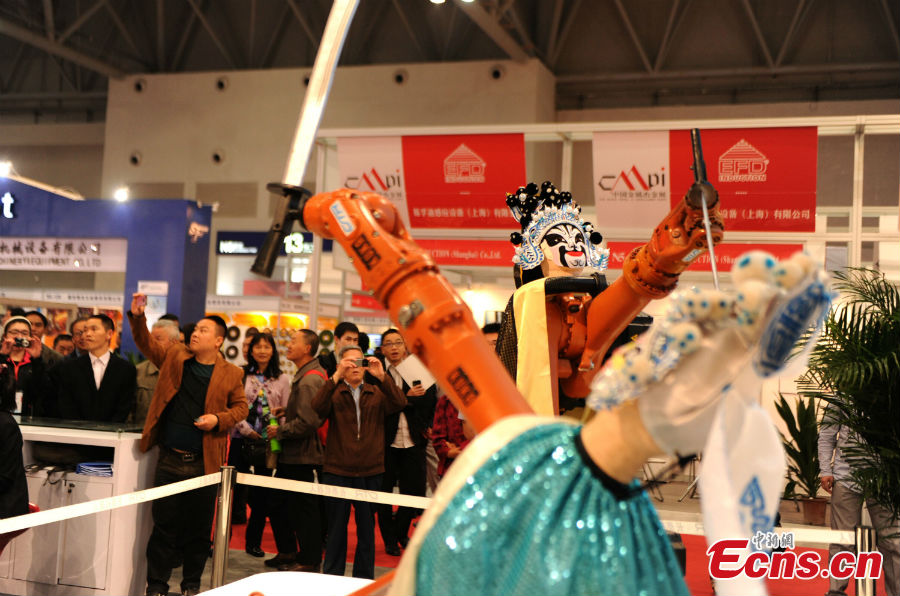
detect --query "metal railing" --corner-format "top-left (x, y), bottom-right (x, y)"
top-left (0, 464), bottom-right (884, 594)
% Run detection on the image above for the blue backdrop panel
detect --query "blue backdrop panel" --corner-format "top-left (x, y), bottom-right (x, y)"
top-left (0, 177), bottom-right (212, 358)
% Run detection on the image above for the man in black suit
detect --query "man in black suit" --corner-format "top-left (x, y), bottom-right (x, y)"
top-left (55, 314), bottom-right (136, 422)
top-left (376, 329), bottom-right (437, 556)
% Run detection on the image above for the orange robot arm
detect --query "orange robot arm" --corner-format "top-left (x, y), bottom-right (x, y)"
top-left (560, 180), bottom-right (724, 398)
top-left (289, 187), bottom-right (533, 433)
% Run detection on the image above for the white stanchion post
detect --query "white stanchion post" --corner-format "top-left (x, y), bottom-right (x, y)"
top-left (210, 466), bottom-right (236, 590)
top-left (855, 525), bottom-right (876, 596)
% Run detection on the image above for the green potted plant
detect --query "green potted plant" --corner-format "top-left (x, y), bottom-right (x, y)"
top-left (797, 267), bottom-right (900, 522)
top-left (775, 393), bottom-right (827, 525)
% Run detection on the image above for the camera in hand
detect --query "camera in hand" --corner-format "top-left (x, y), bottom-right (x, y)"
top-left (412, 380), bottom-right (422, 387)
top-left (353, 358), bottom-right (369, 367)
top-left (13, 337), bottom-right (30, 348)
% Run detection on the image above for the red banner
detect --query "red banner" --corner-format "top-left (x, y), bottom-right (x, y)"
top-left (416, 239), bottom-right (515, 267)
top-left (606, 242), bottom-right (805, 272)
top-left (401, 134), bottom-right (526, 229)
top-left (351, 292), bottom-right (382, 310)
top-left (669, 127), bottom-right (817, 232)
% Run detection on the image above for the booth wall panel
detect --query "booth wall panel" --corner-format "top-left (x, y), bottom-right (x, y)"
top-left (864, 134), bottom-right (900, 207)
top-left (817, 136), bottom-right (855, 207)
top-left (128, 183), bottom-right (186, 200)
top-left (196, 182), bottom-right (258, 218)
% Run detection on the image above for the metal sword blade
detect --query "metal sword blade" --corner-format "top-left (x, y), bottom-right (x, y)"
top-left (282, 0), bottom-right (360, 186)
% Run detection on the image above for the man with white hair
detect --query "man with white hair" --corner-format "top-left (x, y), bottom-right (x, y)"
top-left (133, 319), bottom-right (181, 425)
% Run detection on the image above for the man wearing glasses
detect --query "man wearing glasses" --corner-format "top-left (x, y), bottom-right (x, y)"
top-left (67, 317), bottom-right (90, 360)
top-left (377, 329), bottom-right (438, 557)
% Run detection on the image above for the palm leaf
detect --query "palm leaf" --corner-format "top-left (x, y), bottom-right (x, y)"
top-left (798, 267), bottom-right (900, 519)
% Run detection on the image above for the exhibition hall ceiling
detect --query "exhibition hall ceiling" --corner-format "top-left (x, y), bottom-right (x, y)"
top-left (0, 0), bottom-right (897, 120)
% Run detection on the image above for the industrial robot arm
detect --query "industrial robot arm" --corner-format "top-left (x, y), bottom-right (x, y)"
top-left (266, 184), bottom-right (533, 433)
top-left (562, 131), bottom-right (725, 398)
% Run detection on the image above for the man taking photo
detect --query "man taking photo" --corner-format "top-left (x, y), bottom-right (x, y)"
top-left (312, 344), bottom-right (406, 579)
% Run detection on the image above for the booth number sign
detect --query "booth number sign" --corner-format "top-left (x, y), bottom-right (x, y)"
top-left (284, 233), bottom-right (314, 255)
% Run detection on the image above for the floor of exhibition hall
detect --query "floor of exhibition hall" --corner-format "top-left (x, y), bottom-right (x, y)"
top-left (173, 478), bottom-right (886, 596)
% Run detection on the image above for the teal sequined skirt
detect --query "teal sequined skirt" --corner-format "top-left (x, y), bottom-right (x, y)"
top-left (415, 423), bottom-right (688, 596)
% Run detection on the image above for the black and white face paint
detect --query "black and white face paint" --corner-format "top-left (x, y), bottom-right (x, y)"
top-left (542, 223), bottom-right (589, 268)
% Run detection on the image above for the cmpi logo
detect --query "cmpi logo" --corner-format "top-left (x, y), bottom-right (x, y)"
top-left (719, 139), bottom-right (769, 182)
top-left (444, 144), bottom-right (486, 183)
top-left (187, 222), bottom-right (209, 243)
top-left (1, 192), bottom-right (14, 218)
top-left (344, 167), bottom-right (402, 193)
top-left (598, 165), bottom-right (666, 192)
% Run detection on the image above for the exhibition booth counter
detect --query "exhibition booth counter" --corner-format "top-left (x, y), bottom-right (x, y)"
top-left (0, 417), bottom-right (154, 596)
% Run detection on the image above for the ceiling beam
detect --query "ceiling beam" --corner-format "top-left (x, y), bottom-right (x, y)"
top-left (740, 0), bottom-right (774, 67)
top-left (391, 0), bottom-right (430, 60)
top-left (48, 54), bottom-right (78, 91)
top-left (259, 1), bottom-right (290, 67)
top-left (452, 0), bottom-right (528, 62)
top-left (654, 0), bottom-right (680, 71)
top-left (2, 42), bottom-right (29, 92)
top-left (58, 0), bottom-right (105, 44)
top-left (156, 0), bottom-right (165, 69)
top-left (612, 0), bottom-right (652, 72)
top-left (878, 0), bottom-right (900, 58)
top-left (42, 0), bottom-right (55, 40)
top-left (504, 4), bottom-right (539, 59)
top-left (545, 0), bottom-right (564, 60)
top-left (775, 0), bottom-right (816, 67)
top-left (287, 0), bottom-right (319, 49)
top-left (0, 17), bottom-right (125, 78)
top-left (441, 4), bottom-right (458, 60)
top-left (349, 0), bottom-right (389, 63)
top-left (248, 0), bottom-right (256, 66)
top-left (0, 90), bottom-right (107, 103)
top-left (172, 2), bottom-right (201, 71)
top-left (185, 0), bottom-right (236, 68)
top-left (550, 0), bottom-right (583, 67)
top-left (83, 15), bottom-right (121, 89)
top-left (557, 61), bottom-right (900, 84)
top-left (104, 0), bottom-right (140, 56)
top-left (655, 0), bottom-right (692, 72)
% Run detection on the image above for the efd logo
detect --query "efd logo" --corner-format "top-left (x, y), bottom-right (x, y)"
top-left (444, 144), bottom-right (486, 183)
top-left (719, 139), bottom-right (768, 182)
top-left (598, 165), bottom-right (666, 192)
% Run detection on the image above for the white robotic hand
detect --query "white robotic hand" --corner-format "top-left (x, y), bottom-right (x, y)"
top-left (588, 250), bottom-right (830, 456)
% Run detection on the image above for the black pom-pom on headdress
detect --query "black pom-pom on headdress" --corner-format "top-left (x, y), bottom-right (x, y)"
top-left (506, 181), bottom-right (577, 232)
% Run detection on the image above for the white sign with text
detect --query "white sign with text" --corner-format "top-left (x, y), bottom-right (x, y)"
top-left (0, 237), bottom-right (127, 272)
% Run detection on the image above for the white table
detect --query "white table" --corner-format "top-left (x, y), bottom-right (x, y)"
top-left (203, 572), bottom-right (374, 596)
top-left (0, 420), bottom-right (155, 596)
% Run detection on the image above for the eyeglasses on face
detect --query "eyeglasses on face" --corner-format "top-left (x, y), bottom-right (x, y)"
top-left (382, 340), bottom-right (404, 348)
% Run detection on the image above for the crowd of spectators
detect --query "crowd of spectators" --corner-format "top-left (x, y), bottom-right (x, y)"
top-left (1, 304), bottom-right (488, 587)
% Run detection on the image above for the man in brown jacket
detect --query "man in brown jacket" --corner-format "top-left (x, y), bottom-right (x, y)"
top-left (266, 328), bottom-right (328, 571)
top-left (129, 293), bottom-right (248, 596)
top-left (312, 344), bottom-right (406, 579)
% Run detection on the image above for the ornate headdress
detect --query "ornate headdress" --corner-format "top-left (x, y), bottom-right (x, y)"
top-left (506, 181), bottom-right (608, 271)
